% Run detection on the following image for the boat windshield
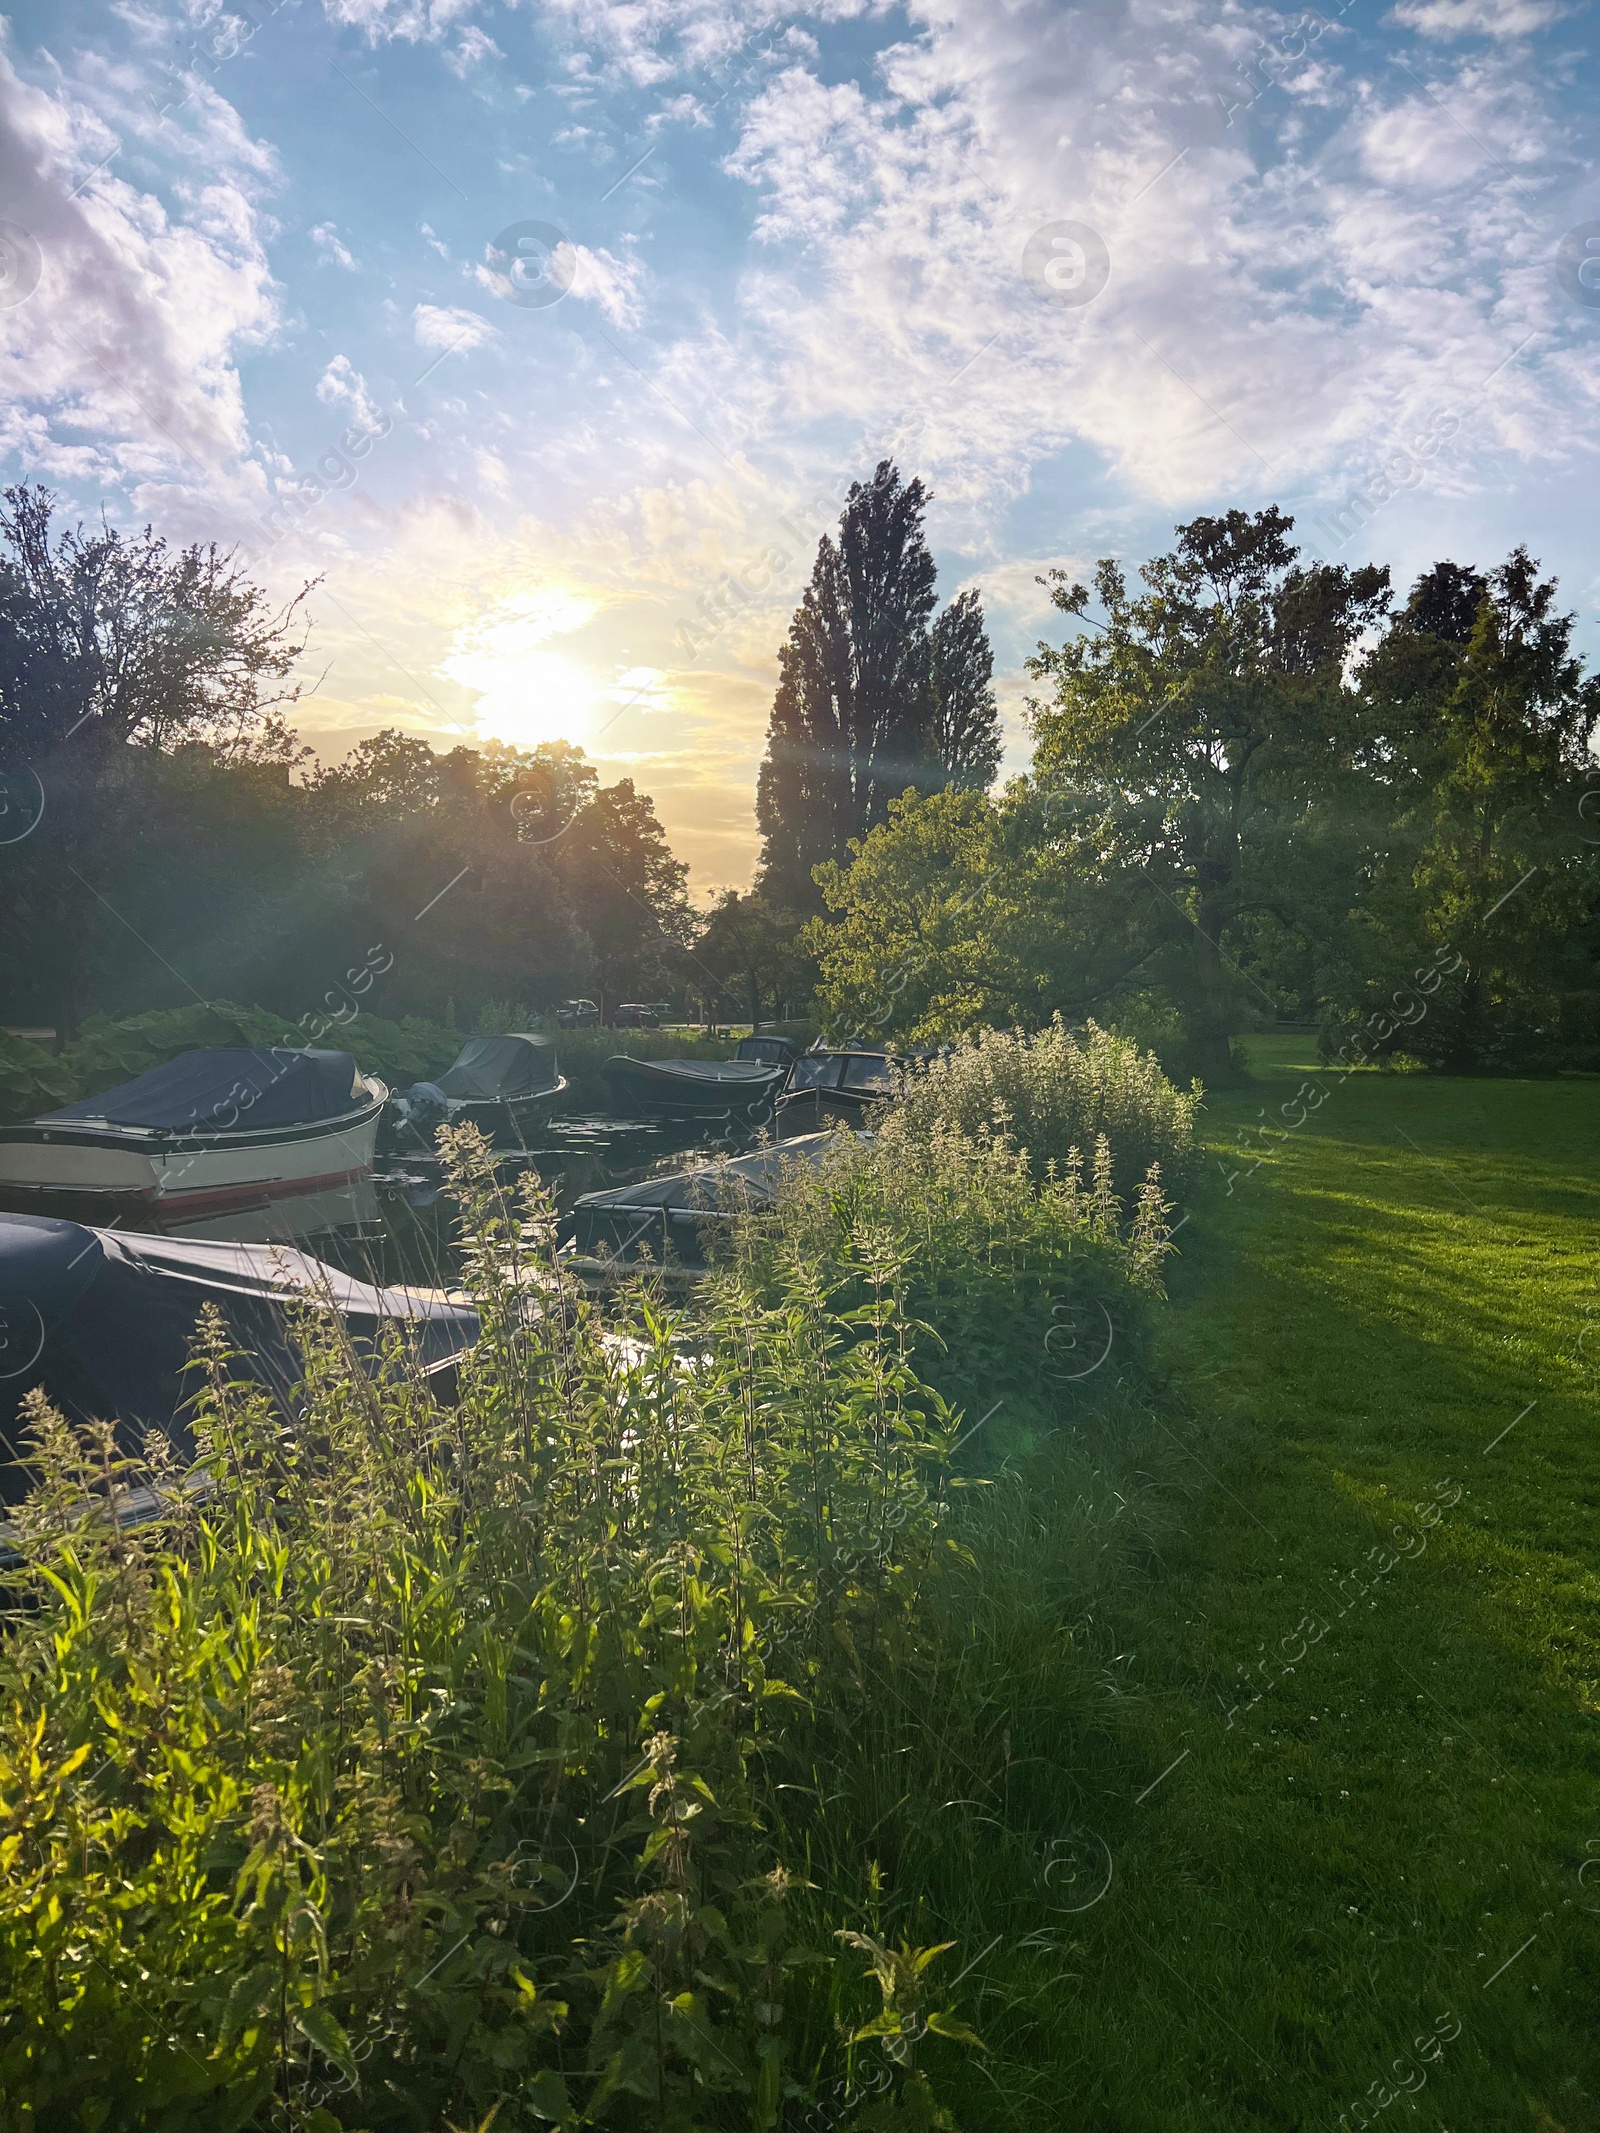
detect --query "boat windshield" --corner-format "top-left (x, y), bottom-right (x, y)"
top-left (841, 1054), bottom-right (892, 1091)
top-left (791, 1055), bottom-right (842, 1091)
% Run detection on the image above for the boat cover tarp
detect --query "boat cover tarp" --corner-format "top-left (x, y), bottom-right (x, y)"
top-left (42, 1048), bottom-right (366, 1133)
top-left (0, 1214), bottom-right (476, 1504)
top-left (435, 1034), bottom-right (559, 1101)
top-left (603, 1057), bottom-right (785, 1088)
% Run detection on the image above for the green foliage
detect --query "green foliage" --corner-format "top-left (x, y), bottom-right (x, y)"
top-left (756, 461), bottom-right (999, 913)
top-left (0, 1029), bottom-right (77, 1124)
top-left (1318, 551), bottom-right (1600, 1071)
top-left (877, 1020), bottom-right (1197, 1202)
top-left (1024, 509), bottom-right (1391, 1084)
top-left (0, 1129), bottom-right (993, 2129)
top-left (721, 1113), bottom-right (1173, 1431)
top-left (693, 891), bottom-right (815, 1026)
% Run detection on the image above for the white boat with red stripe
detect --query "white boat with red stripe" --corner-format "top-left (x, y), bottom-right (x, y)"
top-left (0, 1046), bottom-right (388, 1221)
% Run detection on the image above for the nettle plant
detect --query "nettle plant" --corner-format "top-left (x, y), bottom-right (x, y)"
top-left (0, 1130), bottom-right (979, 2132)
top-left (883, 1020), bottom-right (1198, 1202)
top-left (716, 1112), bottom-right (1176, 1427)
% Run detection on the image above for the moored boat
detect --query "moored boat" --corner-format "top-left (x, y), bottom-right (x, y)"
top-left (733, 1033), bottom-right (802, 1068)
top-left (774, 1047), bottom-right (897, 1136)
top-left (600, 1052), bottom-right (788, 1122)
top-left (562, 1130), bottom-right (841, 1278)
top-left (389, 1033), bottom-right (567, 1149)
top-left (0, 1212), bottom-right (477, 1508)
top-left (0, 1047), bottom-right (388, 1219)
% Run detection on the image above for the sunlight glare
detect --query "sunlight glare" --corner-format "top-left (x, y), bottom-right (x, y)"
top-left (439, 590), bottom-right (603, 750)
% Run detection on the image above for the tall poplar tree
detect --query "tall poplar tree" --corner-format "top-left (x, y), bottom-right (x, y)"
top-left (755, 460), bottom-right (999, 910)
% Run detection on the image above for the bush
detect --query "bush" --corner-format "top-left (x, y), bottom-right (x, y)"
top-left (0, 1030), bottom-right (76, 1125)
top-left (884, 1019), bottom-right (1199, 1201)
top-left (722, 1116), bottom-right (1175, 1427)
top-left (0, 1130), bottom-right (983, 2129)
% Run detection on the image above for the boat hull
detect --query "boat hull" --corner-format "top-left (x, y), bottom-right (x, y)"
top-left (387, 1077), bottom-right (570, 1152)
top-left (0, 1090), bottom-right (387, 1216)
top-left (601, 1056), bottom-right (785, 1121)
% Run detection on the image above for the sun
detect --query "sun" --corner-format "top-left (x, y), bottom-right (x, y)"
top-left (439, 591), bottom-right (604, 750)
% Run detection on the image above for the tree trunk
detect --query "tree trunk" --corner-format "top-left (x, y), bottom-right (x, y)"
top-left (747, 970), bottom-right (761, 1032)
top-left (1186, 896), bottom-right (1236, 1087)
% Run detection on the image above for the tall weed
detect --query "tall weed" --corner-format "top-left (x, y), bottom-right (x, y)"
top-left (0, 1130), bottom-right (974, 2130)
top-left (886, 1020), bottom-right (1199, 1200)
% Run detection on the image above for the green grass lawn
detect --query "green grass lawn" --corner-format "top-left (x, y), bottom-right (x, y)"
top-left (927, 1042), bottom-right (1600, 2130)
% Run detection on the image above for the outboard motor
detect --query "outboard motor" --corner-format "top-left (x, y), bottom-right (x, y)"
top-left (397, 1080), bottom-right (450, 1147)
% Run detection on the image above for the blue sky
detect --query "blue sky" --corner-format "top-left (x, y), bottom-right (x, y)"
top-left (3, 0), bottom-right (1597, 889)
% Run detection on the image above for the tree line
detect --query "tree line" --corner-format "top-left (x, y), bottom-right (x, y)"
top-left (793, 504), bottom-right (1599, 1079)
top-left (0, 488), bottom-right (696, 1043)
top-left (3, 469), bottom-right (1593, 1076)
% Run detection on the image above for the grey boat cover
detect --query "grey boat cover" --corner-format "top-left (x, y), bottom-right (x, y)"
top-left (435, 1033), bottom-right (560, 1101)
top-left (41, 1048), bottom-right (366, 1134)
top-left (0, 1213), bottom-right (476, 1504)
top-left (604, 1057), bottom-right (784, 1088)
top-left (735, 1035), bottom-right (801, 1066)
top-left (568, 1132), bottom-right (841, 1263)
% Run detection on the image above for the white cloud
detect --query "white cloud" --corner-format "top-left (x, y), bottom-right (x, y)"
top-left (310, 219), bottom-right (357, 269)
top-left (0, 44), bottom-right (277, 499)
top-left (444, 24), bottom-right (503, 76)
top-left (320, 0), bottom-right (478, 46)
top-left (412, 300), bottom-right (496, 351)
top-left (1389, 0), bottom-right (1566, 36)
top-left (698, 0), bottom-right (1588, 532)
top-left (573, 242), bottom-right (646, 329)
top-left (317, 353), bottom-right (383, 432)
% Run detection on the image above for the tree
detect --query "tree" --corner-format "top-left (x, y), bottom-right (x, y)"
top-left (559, 778), bottom-right (693, 1014)
top-left (807, 783), bottom-right (1165, 1046)
top-left (1026, 507), bottom-right (1390, 1084)
top-left (0, 486), bottom-right (310, 1042)
top-left (1323, 551), bottom-right (1600, 1069)
top-left (755, 461), bottom-right (1000, 910)
top-left (928, 590), bottom-right (1001, 792)
top-left (695, 890), bottom-right (810, 1028)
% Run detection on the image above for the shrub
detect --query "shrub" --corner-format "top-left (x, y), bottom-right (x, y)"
top-left (884, 1018), bottom-right (1199, 1200)
top-left (0, 1030), bottom-right (76, 1125)
top-left (717, 1115), bottom-right (1175, 1428)
top-left (0, 1130), bottom-right (981, 2129)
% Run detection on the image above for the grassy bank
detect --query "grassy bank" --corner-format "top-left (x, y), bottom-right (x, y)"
top-left (913, 1038), bottom-right (1600, 2128)
top-left (0, 1032), bottom-right (1181, 2131)
top-left (2, 1030), bottom-right (1595, 2128)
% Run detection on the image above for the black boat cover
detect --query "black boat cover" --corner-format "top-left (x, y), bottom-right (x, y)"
top-left (0, 1214), bottom-right (477, 1504)
top-left (42, 1048), bottom-right (367, 1134)
top-left (435, 1034), bottom-right (559, 1100)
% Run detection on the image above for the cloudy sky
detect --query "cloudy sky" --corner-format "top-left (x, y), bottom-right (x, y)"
top-left (3, 0), bottom-right (1597, 890)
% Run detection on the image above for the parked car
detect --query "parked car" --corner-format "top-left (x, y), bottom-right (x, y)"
top-left (556, 999), bottom-right (600, 1028)
top-left (612, 1002), bottom-right (661, 1029)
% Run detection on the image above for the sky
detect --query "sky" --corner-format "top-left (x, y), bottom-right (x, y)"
top-left (2, 0), bottom-right (1597, 895)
